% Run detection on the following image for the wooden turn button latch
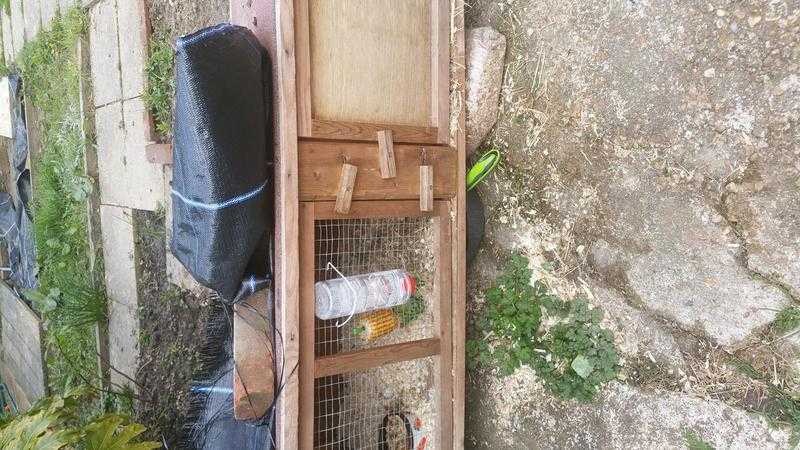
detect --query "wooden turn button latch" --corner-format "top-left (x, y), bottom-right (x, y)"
top-left (335, 161), bottom-right (358, 214)
top-left (419, 148), bottom-right (433, 212)
top-left (376, 130), bottom-right (396, 179)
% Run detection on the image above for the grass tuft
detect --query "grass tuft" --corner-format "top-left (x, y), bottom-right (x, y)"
top-left (144, 34), bottom-right (174, 138)
top-left (17, 8), bottom-right (106, 395)
top-left (772, 306), bottom-right (800, 335)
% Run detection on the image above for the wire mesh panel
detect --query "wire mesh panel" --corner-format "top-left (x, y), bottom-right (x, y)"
top-left (313, 217), bottom-right (439, 357)
top-left (314, 356), bottom-right (439, 449)
top-left (298, 201), bottom-right (454, 449)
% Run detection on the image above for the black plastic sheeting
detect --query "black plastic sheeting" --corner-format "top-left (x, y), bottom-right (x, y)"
top-left (170, 24), bottom-right (272, 302)
top-left (171, 24), bottom-right (275, 449)
top-left (0, 74), bottom-right (38, 290)
top-left (466, 189), bottom-right (485, 266)
top-left (184, 297), bottom-right (274, 450)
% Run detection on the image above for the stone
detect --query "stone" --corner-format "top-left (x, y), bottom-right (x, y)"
top-left (726, 155), bottom-right (800, 297)
top-left (465, 27), bottom-right (506, 155)
top-left (467, 380), bottom-right (790, 449)
top-left (588, 284), bottom-right (686, 371)
top-left (89, 0), bottom-right (121, 106)
top-left (100, 205), bottom-right (140, 392)
top-left (608, 173), bottom-right (788, 348)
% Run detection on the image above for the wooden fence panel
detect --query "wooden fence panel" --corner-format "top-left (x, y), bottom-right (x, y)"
top-left (0, 281), bottom-right (46, 410)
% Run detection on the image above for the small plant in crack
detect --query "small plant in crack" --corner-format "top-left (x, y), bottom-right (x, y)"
top-left (467, 253), bottom-right (620, 402)
top-left (771, 306), bottom-right (800, 336)
top-left (729, 357), bottom-right (800, 445)
top-left (144, 33), bottom-right (175, 138)
top-left (683, 429), bottom-right (715, 450)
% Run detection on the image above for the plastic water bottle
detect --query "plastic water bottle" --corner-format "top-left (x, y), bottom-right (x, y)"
top-left (315, 269), bottom-right (417, 320)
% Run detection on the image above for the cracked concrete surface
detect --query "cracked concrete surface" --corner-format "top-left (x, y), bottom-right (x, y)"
top-left (466, 0), bottom-right (799, 447)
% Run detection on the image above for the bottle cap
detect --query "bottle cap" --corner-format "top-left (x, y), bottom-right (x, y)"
top-left (403, 273), bottom-right (417, 295)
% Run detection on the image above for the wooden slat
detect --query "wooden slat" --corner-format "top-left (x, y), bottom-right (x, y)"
top-left (314, 199), bottom-right (448, 221)
top-left (298, 202), bottom-right (316, 450)
top-left (298, 141), bottom-right (456, 201)
top-left (376, 130), bottom-right (396, 179)
top-left (233, 290), bottom-right (275, 420)
top-left (294, 0), bottom-right (312, 136)
top-left (437, 205), bottom-right (454, 448)
top-left (452, 1), bottom-right (467, 447)
top-left (432, 0), bottom-right (450, 143)
top-left (314, 338), bottom-right (441, 378)
top-left (274, 0), bottom-right (301, 447)
top-left (311, 119), bottom-right (439, 144)
top-left (333, 163), bottom-right (357, 214)
top-left (420, 165), bottom-right (433, 212)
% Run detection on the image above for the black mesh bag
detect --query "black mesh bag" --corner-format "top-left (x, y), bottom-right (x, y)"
top-left (171, 24), bottom-right (272, 301)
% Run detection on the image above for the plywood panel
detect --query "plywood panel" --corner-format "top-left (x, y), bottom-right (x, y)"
top-left (308, 0), bottom-right (431, 127)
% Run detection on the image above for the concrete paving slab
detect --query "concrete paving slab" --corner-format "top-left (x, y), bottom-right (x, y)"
top-left (99, 204), bottom-right (139, 392)
top-left (116, 0), bottom-right (147, 100)
top-left (94, 98), bottom-right (162, 211)
top-left (88, 0), bottom-right (121, 106)
top-left (22, 0), bottom-right (41, 42)
top-left (10, 0), bottom-right (24, 57)
top-left (2, 11), bottom-right (14, 64)
top-left (94, 101), bottom-right (124, 201)
top-left (40, 0), bottom-right (58, 29)
top-left (120, 97), bottom-right (162, 209)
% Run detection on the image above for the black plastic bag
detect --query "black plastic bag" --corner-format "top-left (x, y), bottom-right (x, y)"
top-left (171, 24), bottom-right (272, 301)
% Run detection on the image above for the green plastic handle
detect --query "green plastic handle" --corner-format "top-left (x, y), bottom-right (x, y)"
top-left (466, 148), bottom-right (500, 191)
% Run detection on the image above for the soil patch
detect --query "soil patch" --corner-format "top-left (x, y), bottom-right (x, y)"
top-left (133, 209), bottom-right (211, 446)
top-left (147, 0), bottom-right (228, 42)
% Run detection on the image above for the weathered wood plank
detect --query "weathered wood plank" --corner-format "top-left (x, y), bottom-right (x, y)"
top-left (333, 163), bottom-right (356, 214)
top-left (314, 338), bottom-right (441, 378)
top-left (298, 141), bottom-right (456, 202)
top-left (0, 281), bottom-right (46, 409)
top-left (451, 1), bottom-right (468, 447)
top-left (233, 289), bottom-right (275, 420)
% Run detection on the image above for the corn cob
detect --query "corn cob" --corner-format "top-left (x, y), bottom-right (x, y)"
top-left (352, 309), bottom-right (398, 341)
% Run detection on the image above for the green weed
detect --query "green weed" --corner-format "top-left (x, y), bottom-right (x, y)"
top-left (394, 294), bottom-right (426, 326)
top-left (17, 8), bottom-right (106, 395)
top-left (772, 306), bottom-right (800, 335)
top-left (467, 253), bottom-right (620, 402)
top-left (144, 34), bottom-right (174, 138)
top-left (684, 430), bottom-right (715, 450)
